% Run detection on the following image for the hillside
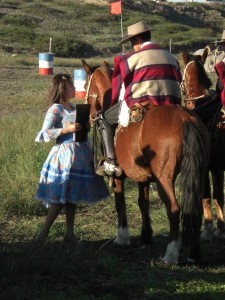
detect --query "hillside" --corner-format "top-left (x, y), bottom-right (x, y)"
top-left (1, 0), bottom-right (225, 57)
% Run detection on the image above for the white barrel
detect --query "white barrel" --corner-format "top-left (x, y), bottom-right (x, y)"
top-left (74, 69), bottom-right (86, 99)
top-left (39, 53), bottom-right (53, 75)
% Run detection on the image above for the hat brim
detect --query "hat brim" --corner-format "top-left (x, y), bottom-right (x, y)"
top-left (119, 30), bottom-right (150, 45)
top-left (210, 40), bottom-right (225, 44)
top-left (119, 35), bottom-right (133, 45)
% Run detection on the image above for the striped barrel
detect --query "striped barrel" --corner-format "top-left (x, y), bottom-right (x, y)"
top-left (74, 69), bottom-right (86, 99)
top-left (39, 53), bottom-right (53, 75)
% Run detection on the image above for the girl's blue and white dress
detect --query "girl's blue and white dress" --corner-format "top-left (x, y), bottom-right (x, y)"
top-left (35, 103), bottom-right (110, 206)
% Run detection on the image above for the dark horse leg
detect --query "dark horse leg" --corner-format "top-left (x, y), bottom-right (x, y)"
top-left (138, 182), bottom-right (153, 244)
top-left (202, 170), bottom-right (225, 240)
top-left (113, 179), bottom-right (152, 246)
top-left (201, 171), bottom-right (214, 241)
top-left (156, 179), bottom-right (180, 263)
top-left (113, 177), bottom-right (130, 245)
top-left (212, 170), bottom-right (225, 238)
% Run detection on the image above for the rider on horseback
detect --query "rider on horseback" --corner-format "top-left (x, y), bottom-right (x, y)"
top-left (215, 57), bottom-right (225, 124)
top-left (97, 21), bottom-right (182, 176)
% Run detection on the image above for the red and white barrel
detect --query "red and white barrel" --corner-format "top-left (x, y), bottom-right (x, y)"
top-left (39, 53), bottom-right (53, 75)
top-left (74, 69), bottom-right (86, 99)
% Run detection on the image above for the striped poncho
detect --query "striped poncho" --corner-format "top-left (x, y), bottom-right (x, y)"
top-left (112, 43), bottom-right (182, 107)
top-left (215, 60), bottom-right (225, 106)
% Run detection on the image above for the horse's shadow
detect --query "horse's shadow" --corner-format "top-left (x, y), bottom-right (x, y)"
top-left (2, 235), bottom-right (225, 299)
top-left (1, 233), bottom-right (225, 268)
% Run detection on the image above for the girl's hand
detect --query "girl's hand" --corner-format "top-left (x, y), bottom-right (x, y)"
top-left (64, 122), bottom-right (81, 133)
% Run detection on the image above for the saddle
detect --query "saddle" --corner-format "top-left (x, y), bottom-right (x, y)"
top-left (129, 101), bottom-right (155, 123)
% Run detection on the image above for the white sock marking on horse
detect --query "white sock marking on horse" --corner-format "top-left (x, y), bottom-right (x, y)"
top-left (213, 228), bottom-right (225, 239)
top-left (114, 227), bottom-right (130, 246)
top-left (161, 240), bottom-right (179, 264)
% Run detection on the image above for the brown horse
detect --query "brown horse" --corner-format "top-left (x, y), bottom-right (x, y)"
top-left (82, 59), bottom-right (209, 264)
top-left (181, 49), bottom-right (225, 241)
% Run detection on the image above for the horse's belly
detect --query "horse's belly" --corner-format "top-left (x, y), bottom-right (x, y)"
top-left (115, 123), bottom-right (151, 182)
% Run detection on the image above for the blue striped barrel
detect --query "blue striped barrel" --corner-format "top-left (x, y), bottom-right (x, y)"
top-left (39, 53), bottom-right (53, 75)
top-left (74, 69), bottom-right (86, 99)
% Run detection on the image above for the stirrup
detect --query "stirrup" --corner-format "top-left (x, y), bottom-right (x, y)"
top-left (96, 164), bottom-right (107, 176)
top-left (95, 158), bottom-right (107, 176)
top-left (104, 159), bottom-right (122, 177)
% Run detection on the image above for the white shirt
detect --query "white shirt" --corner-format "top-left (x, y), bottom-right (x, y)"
top-left (118, 41), bottom-right (152, 127)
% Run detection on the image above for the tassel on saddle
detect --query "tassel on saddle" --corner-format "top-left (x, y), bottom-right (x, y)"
top-left (129, 101), bottom-right (153, 123)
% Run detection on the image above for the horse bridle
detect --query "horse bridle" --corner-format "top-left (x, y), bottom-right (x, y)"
top-left (84, 68), bottom-right (101, 122)
top-left (84, 70), bottom-right (99, 104)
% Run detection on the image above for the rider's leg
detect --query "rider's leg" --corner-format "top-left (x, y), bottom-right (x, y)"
top-left (97, 102), bottom-right (122, 176)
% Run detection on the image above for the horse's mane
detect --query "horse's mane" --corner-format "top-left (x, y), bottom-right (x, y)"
top-left (194, 56), bottom-right (212, 89)
top-left (90, 62), bottom-right (113, 78)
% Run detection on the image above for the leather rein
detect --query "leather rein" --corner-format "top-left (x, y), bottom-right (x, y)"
top-left (84, 72), bottom-right (98, 103)
top-left (84, 69), bottom-right (101, 122)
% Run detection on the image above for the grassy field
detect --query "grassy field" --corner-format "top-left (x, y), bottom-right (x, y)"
top-left (1, 0), bottom-right (225, 57)
top-left (1, 56), bottom-right (225, 299)
top-left (1, 1), bottom-right (225, 298)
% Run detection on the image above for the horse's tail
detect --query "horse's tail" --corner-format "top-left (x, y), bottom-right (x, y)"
top-left (180, 117), bottom-right (208, 259)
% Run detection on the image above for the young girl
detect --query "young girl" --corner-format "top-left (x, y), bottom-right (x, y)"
top-left (35, 73), bottom-right (110, 242)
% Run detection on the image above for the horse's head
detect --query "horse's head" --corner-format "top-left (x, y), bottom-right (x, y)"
top-left (82, 59), bottom-right (112, 119)
top-left (181, 49), bottom-right (212, 109)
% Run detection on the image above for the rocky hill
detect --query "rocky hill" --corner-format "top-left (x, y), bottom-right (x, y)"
top-left (1, 0), bottom-right (225, 57)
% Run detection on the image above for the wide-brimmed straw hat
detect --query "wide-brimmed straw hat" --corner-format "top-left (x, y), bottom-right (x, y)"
top-left (211, 30), bottom-right (225, 44)
top-left (119, 21), bottom-right (150, 45)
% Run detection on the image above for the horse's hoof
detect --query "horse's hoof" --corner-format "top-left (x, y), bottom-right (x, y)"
top-left (33, 232), bottom-right (48, 243)
top-left (186, 257), bottom-right (195, 264)
top-left (64, 234), bottom-right (78, 244)
top-left (200, 230), bottom-right (212, 242)
top-left (160, 240), bottom-right (180, 264)
top-left (159, 255), bottom-right (178, 265)
top-left (113, 227), bottom-right (131, 246)
top-left (213, 228), bottom-right (225, 240)
top-left (113, 237), bottom-right (130, 246)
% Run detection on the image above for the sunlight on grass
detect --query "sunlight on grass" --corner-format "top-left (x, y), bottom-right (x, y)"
top-left (0, 112), bottom-right (51, 216)
top-left (1, 101), bottom-right (225, 300)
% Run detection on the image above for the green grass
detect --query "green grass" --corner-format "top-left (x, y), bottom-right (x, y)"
top-left (1, 1), bottom-right (225, 298)
top-left (1, 0), bottom-right (225, 57)
top-left (1, 75), bottom-right (225, 299)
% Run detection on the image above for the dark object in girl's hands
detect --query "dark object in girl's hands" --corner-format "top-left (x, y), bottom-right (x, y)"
top-left (75, 104), bottom-right (91, 142)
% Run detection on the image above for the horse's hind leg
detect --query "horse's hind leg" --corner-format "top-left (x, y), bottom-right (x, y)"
top-left (156, 180), bottom-right (180, 264)
top-left (201, 172), bottom-right (214, 242)
top-left (138, 182), bottom-right (153, 244)
top-left (113, 178), bottom-right (130, 246)
top-left (212, 170), bottom-right (225, 239)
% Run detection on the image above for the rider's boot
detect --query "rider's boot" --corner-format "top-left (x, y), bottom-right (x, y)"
top-left (96, 117), bottom-right (122, 177)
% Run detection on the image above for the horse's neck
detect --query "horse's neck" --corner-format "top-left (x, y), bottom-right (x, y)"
top-left (184, 64), bottom-right (207, 100)
top-left (185, 79), bottom-right (206, 100)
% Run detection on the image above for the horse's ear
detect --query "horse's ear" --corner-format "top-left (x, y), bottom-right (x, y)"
top-left (182, 49), bottom-right (188, 65)
top-left (201, 47), bottom-right (209, 64)
top-left (81, 59), bottom-right (92, 75)
top-left (102, 60), bottom-right (110, 68)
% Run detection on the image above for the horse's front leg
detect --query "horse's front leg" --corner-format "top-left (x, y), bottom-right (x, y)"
top-left (113, 178), bottom-right (130, 246)
top-left (212, 170), bottom-right (225, 239)
top-left (138, 182), bottom-right (152, 244)
top-left (201, 172), bottom-right (214, 242)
